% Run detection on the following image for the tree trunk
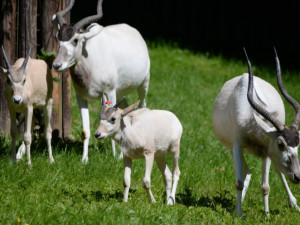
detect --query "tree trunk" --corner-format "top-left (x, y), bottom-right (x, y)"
top-left (40, 0), bottom-right (72, 139)
top-left (0, 0), bottom-right (17, 134)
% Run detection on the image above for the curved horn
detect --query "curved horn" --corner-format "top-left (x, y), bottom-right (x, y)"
top-left (102, 93), bottom-right (106, 107)
top-left (113, 96), bottom-right (126, 109)
top-left (19, 47), bottom-right (32, 71)
top-left (274, 47), bottom-right (300, 129)
top-left (74, 0), bottom-right (103, 30)
top-left (1, 46), bottom-right (12, 70)
top-left (55, 0), bottom-right (76, 26)
top-left (244, 47), bottom-right (284, 131)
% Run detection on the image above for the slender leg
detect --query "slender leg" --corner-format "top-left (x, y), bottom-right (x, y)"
top-left (261, 157), bottom-right (271, 215)
top-left (232, 141), bottom-right (244, 217)
top-left (9, 109), bottom-right (18, 163)
top-left (106, 91), bottom-right (117, 158)
top-left (16, 142), bottom-right (25, 161)
top-left (76, 96), bottom-right (90, 163)
top-left (45, 98), bottom-right (54, 163)
top-left (274, 165), bottom-right (300, 211)
top-left (168, 142), bottom-right (181, 205)
top-left (123, 156), bottom-right (132, 202)
top-left (156, 155), bottom-right (172, 202)
top-left (143, 153), bottom-right (156, 203)
top-left (24, 106), bottom-right (33, 166)
top-left (241, 154), bottom-right (252, 202)
top-left (137, 70), bottom-right (150, 108)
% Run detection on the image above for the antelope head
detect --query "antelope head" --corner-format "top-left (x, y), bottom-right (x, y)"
top-left (0, 46), bottom-right (31, 105)
top-left (52, 0), bottom-right (104, 71)
top-left (244, 48), bottom-right (300, 183)
top-left (94, 95), bottom-right (140, 139)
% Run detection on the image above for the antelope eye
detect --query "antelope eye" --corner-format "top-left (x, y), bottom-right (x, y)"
top-left (277, 139), bottom-right (285, 151)
top-left (6, 78), bottom-right (10, 84)
top-left (72, 38), bottom-right (78, 46)
top-left (110, 117), bottom-right (116, 122)
top-left (22, 79), bottom-right (26, 85)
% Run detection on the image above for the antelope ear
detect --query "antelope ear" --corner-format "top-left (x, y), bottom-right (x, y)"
top-left (121, 100), bottom-right (140, 117)
top-left (82, 23), bottom-right (103, 40)
top-left (52, 14), bottom-right (61, 30)
top-left (0, 67), bottom-right (7, 75)
top-left (253, 113), bottom-right (277, 134)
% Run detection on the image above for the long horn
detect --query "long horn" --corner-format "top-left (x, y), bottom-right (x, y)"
top-left (113, 96), bottom-right (126, 109)
top-left (244, 47), bottom-right (284, 131)
top-left (1, 46), bottom-right (12, 70)
top-left (74, 0), bottom-right (103, 30)
top-left (55, 0), bottom-right (76, 26)
top-left (102, 93), bottom-right (106, 106)
top-left (19, 47), bottom-right (32, 71)
top-left (274, 47), bottom-right (300, 129)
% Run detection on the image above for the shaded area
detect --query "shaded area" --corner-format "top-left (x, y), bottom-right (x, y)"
top-left (176, 187), bottom-right (235, 212)
top-left (61, 188), bottom-right (137, 203)
top-left (71, 0), bottom-right (300, 70)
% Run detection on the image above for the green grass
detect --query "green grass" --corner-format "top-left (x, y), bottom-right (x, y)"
top-left (1, 42), bottom-right (300, 224)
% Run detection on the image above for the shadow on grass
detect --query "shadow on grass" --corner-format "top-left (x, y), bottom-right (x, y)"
top-left (176, 187), bottom-right (235, 212)
top-left (62, 188), bottom-right (137, 203)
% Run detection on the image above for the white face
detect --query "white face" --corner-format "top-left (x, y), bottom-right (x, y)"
top-left (6, 72), bottom-right (27, 105)
top-left (53, 33), bottom-right (83, 71)
top-left (94, 113), bottom-right (121, 139)
top-left (269, 134), bottom-right (300, 183)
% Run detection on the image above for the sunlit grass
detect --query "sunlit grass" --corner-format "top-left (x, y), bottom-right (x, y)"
top-left (1, 42), bottom-right (300, 224)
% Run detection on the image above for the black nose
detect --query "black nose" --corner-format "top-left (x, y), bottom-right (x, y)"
top-left (53, 63), bottom-right (62, 70)
top-left (94, 132), bottom-right (101, 139)
top-left (13, 98), bottom-right (21, 104)
top-left (294, 174), bottom-right (300, 183)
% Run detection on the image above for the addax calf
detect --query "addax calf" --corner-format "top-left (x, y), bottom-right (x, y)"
top-left (0, 46), bottom-right (54, 165)
top-left (212, 48), bottom-right (300, 217)
top-left (95, 95), bottom-right (182, 205)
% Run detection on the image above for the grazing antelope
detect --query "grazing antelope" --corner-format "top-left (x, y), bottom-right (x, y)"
top-left (212, 49), bottom-right (300, 217)
top-left (0, 46), bottom-right (54, 165)
top-left (52, 0), bottom-right (150, 162)
top-left (94, 95), bottom-right (182, 205)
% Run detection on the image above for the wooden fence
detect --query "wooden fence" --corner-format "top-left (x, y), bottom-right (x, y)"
top-left (0, 0), bottom-right (71, 139)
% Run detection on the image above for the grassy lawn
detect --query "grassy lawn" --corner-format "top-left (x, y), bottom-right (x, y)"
top-left (1, 43), bottom-right (300, 224)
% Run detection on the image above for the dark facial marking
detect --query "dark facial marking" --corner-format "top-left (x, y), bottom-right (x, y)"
top-left (58, 24), bottom-right (76, 41)
top-left (100, 107), bottom-right (117, 120)
top-left (279, 126), bottom-right (300, 147)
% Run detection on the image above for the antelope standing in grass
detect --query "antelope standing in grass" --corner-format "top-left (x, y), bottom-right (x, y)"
top-left (52, 0), bottom-right (150, 162)
top-left (94, 95), bottom-right (182, 205)
top-left (212, 49), bottom-right (300, 217)
top-left (0, 46), bottom-right (54, 165)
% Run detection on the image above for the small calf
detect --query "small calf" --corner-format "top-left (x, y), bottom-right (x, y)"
top-left (0, 46), bottom-right (54, 165)
top-left (95, 95), bottom-right (183, 205)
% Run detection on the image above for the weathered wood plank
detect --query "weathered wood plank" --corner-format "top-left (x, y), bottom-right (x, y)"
top-left (0, 0), bottom-right (17, 134)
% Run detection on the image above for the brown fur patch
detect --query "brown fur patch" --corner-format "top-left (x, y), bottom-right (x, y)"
top-left (82, 130), bottom-right (87, 139)
top-left (58, 24), bottom-right (76, 41)
top-left (279, 126), bottom-right (299, 147)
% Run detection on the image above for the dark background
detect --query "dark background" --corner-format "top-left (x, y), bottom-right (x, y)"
top-left (71, 0), bottom-right (300, 70)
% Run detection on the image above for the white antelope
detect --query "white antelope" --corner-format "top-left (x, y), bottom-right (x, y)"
top-left (0, 46), bottom-right (54, 165)
top-left (94, 95), bottom-right (182, 205)
top-left (52, 0), bottom-right (150, 162)
top-left (212, 48), bottom-right (300, 217)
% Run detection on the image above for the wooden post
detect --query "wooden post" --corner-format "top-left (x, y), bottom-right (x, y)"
top-left (40, 0), bottom-right (72, 139)
top-left (0, 0), bottom-right (17, 134)
top-left (18, 0), bottom-right (37, 58)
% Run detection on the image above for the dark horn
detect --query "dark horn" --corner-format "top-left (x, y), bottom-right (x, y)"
top-left (1, 46), bottom-right (12, 70)
top-left (113, 96), bottom-right (126, 109)
top-left (244, 47), bottom-right (284, 131)
top-left (74, 0), bottom-right (103, 30)
top-left (55, 0), bottom-right (76, 26)
top-left (102, 93), bottom-right (106, 106)
top-left (19, 47), bottom-right (32, 71)
top-left (274, 47), bottom-right (300, 129)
